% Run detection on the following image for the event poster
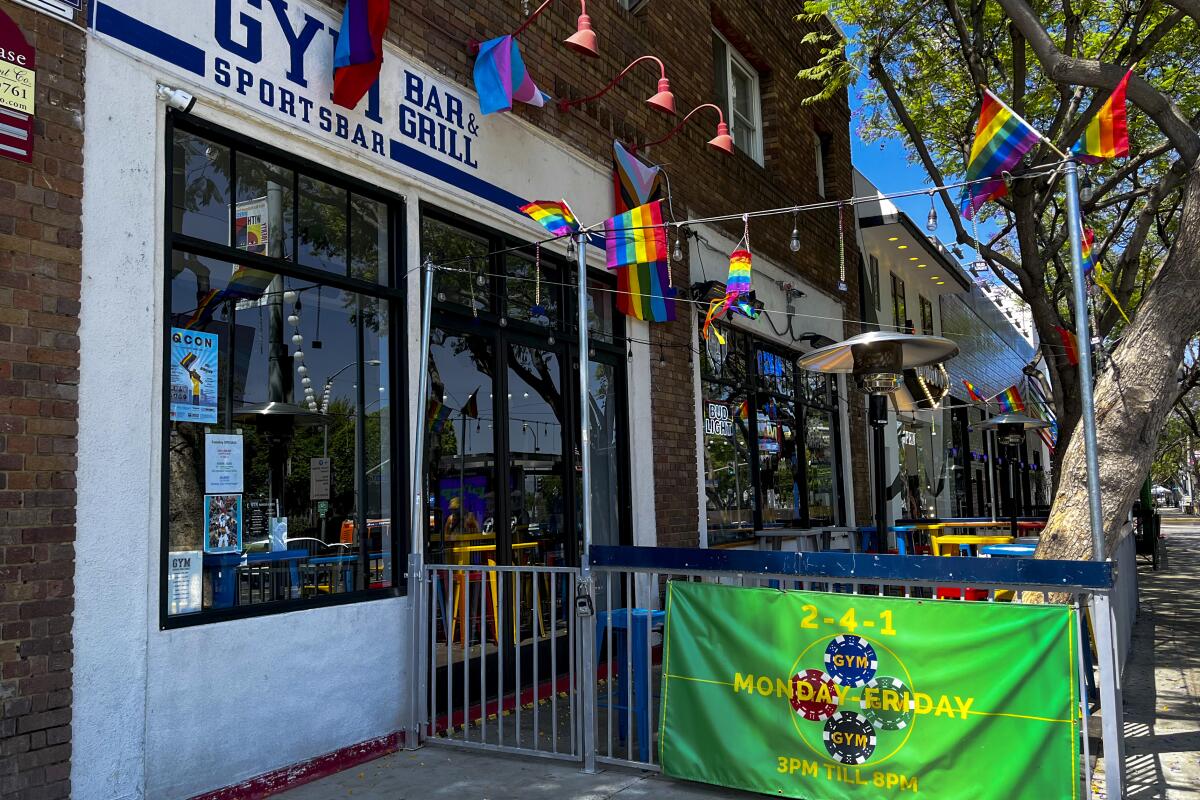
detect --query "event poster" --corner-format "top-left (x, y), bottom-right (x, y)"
top-left (203, 494), bottom-right (242, 554)
top-left (204, 434), bottom-right (243, 493)
top-left (166, 549), bottom-right (202, 614)
top-left (170, 328), bottom-right (219, 424)
top-left (659, 581), bottom-right (1078, 799)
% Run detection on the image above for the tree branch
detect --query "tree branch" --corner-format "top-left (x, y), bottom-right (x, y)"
top-left (996, 0), bottom-right (1200, 165)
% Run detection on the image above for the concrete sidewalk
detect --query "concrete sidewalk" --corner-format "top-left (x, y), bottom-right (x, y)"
top-left (1110, 515), bottom-right (1200, 799)
top-left (276, 748), bottom-right (745, 799)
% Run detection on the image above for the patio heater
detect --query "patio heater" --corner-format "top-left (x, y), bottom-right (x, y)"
top-left (972, 413), bottom-right (1050, 538)
top-left (797, 331), bottom-right (958, 552)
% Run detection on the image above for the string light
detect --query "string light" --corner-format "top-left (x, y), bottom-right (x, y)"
top-left (836, 203), bottom-right (847, 292)
top-left (790, 210), bottom-right (801, 252)
top-left (926, 190), bottom-right (938, 232)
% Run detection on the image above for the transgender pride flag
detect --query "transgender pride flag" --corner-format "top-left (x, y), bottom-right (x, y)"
top-left (333, 0), bottom-right (389, 110)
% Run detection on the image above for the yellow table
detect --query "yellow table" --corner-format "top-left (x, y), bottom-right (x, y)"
top-left (930, 534), bottom-right (1014, 557)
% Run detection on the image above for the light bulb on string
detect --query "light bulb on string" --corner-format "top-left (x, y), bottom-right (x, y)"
top-left (672, 227), bottom-right (684, 262)
top-left (287, 314), bottom-right (300, 326)
top-left (297, 365), bottom-right (307, 377)
top-left (926, 191), bottom-right (938, 232)
top-left (291, 333), bottom-right (303, 346)
top-left (789, 210), bottom-right (801, 252)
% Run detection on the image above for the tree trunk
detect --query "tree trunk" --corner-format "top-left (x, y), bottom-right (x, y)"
top-left (1036, 164), bottom-right (1200, 564)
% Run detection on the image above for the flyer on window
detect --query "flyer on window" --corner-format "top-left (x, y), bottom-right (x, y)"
top-left (204, 433), bottom-right (243, 493)
top-left (166, 550), bottom-right (203, 615)
top-left (170, 328), bottom-right (219, 424)
top-left (203, 494), bottom-right (242, 554)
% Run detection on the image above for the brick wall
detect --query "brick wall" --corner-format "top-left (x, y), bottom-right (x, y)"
top-left (387, 0), bottom-right (868, 542)
top-left (0, 2), bottom-right (85, 798)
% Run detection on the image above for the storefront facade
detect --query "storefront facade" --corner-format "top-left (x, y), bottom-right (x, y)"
top-left (3, 1), bottom-right (867, 798)
top-left (854, 169), bottom-right (1052, 534)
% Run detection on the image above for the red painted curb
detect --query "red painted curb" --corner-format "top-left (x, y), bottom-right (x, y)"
top-left (187, 732), bottom-right (403, 800)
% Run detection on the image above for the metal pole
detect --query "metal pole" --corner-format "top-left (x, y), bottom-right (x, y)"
top-left (1067, 159), bottom-right (1122, 795)
top-left (869, 394), bottom-right (888, 554)
top-left (1064, 159), bottom-right (1107, 564)
top-left (405, 258), bottom-right (435, 750)
top-left (575, 234), bottom-right (597, 773)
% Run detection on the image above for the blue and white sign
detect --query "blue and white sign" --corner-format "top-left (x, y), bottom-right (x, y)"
top-left (88, 0), bottom-right (610, 222)
top-left (170, 327), bottom-right (219, 424)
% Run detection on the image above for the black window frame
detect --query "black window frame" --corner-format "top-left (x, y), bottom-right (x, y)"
top-left (891, 272), bottom-right (907, 332)
top-left (160, 112), bottom-right (408, 629)
top-left (700, 321), bottom-right (845, 544)
top-left (418, 203), bottom-right (633, 565)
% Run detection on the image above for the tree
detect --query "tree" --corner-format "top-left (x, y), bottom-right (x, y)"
top-left (800, 0), bottom-right (1200, 561)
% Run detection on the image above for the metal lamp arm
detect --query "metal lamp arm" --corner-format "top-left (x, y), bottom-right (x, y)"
top-left (557, 55), bottom-right (667, 111)
top-left (634, 102), bottom-right (725, 152)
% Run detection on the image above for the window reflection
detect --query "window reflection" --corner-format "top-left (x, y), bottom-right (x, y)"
top-left (507, 345), bottom-right (565, 565)
top-left (172, 131), bottom-right (230, 244)
top-left (703, 380), bottom-right (753, 542)
top-left (425, 330), bottom-right (497, 564)
top-left (422, 217), bottom-right (488, 311)
top-left (167, 255), bottom-right (393, 615)
top-left (298, 175), bottom-right (349, 275)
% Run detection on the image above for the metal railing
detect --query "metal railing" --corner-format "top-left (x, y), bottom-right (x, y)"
top-left (419, 562), bottom-right (581, 761)
top-left (410, 544), bottom-right (1129, 798)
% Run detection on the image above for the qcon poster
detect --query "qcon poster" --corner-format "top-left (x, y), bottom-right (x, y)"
top-left (170, 327), bottom-right (218, 423)
top-left (659, 581), bottom-right (1079, 799)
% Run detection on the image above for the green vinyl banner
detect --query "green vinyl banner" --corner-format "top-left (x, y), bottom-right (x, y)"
top-left (659, 581), bottom-right (1079, 799)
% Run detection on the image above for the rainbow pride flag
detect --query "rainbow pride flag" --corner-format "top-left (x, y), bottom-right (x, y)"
top-left (519, 200), bottom-right (580, 238)
top-left (1072, 70), bottom-right (1131, 164)
top-left (702, 249), bottom-right (758, 342)
top-left (615, 260), bottom-right (676, 322)
top-left (1080, 225), bottom-right (1098, 274)
top-left (332, 0), bottom-right (389, 110)
top-left (960, 90), bottom-right (1042, 219)
top-left (995, 385), bottom-right (1025, 413)
top-left (1055, 326), bottom-right (1080, 366)
top-left (604, 201), bottom-right (667, 269)
top-left (963, 380), bottom-right (984, 403)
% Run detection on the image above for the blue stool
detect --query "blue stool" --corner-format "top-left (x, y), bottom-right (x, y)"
top-left (596, 608), bottom-right (665, 762)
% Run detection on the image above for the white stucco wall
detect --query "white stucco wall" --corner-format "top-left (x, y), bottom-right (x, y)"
top-left (75, 2), bottom-right (639, 797)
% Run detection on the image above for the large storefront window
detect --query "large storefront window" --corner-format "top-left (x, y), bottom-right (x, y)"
top-left (421, 212), bottom-right (630, 567)
top-left (163, 118), bottom-right (403, 626)
top-left (701, 324), bottom-right (843, 544)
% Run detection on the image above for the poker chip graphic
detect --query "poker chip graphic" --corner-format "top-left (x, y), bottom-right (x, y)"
top-left (790, 669), bottom-right (840, 721)
top-left (859, 676), bottom-right (916, 731)
top-left (823, 634), bottom-right (878, 687)
top-left (823, 712), bottom-right (877, 765)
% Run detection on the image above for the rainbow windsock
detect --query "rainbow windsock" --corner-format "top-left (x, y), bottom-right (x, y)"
top-left (963, 380), bottom-right (984, 403)
top-left (604, 201), bottom-right (667, 269)
top-left (332, 0), bottom-right (389, 110)
top-left (1072, 70), bottom-right (1131, 164)
top-left (960, 90), bottom-right (1042, 219)
top-left (702, 249), bottom-right (758, 343)
top-left (995, 385), bottom-right (1025, 413)
top-left (473, 36), bottom-right (550, 115)
top-left (519, 200), bottom-right (580, 238)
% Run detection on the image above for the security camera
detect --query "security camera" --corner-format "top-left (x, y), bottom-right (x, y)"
top-left (156, 84), bottom-right (196, 113)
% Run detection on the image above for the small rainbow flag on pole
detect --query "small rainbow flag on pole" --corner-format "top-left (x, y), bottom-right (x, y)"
top-left (519, 200), bottom-right (580, 238)
top-left (994, 385), bottom-right (1026, 413)
top-left (1072, 70), bottom-right (1132, 164)
top-left (963, 380), bottom-right (984, 403)
top-left (332, 0), bottom-right (389, 110)
top-left (960, 89), bottom-right (1043, 220)
top-left (1080, 225), bottom-right (1098, 274)
top-left (604, 201), bottom-right (667, 269)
